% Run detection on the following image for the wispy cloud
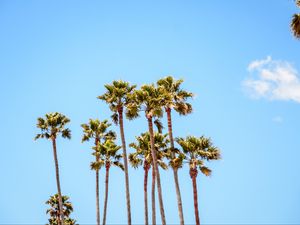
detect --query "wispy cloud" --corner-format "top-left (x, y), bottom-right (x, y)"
top-left (243, 56), bottom-right (300, 103)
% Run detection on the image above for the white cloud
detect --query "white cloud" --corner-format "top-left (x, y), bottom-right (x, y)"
top-left (247, 55), bottom-right (272, 71)
top-left (243, 56), bottom-right (300, 103)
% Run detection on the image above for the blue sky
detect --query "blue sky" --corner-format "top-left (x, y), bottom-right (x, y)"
top-left (0, 0), bottom-right (300, 224)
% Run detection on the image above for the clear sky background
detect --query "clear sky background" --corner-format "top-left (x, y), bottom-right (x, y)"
top-left (0, 0), bottom-right (300, 224)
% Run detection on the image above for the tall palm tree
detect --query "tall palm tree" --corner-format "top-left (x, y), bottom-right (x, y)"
top-left (81, 119), bottom-right (116, 225)
top-left (157, 76), bottom-right (193, 225)
top-left (46, 194), bottom-right (78, 225)
top-left (129, 132), bottom-right (168, 225)
top-left (176, 136), bottom-right (221, 225)
top-left (291, 0), bottom-right (300, 39)
top-left (94, 139), bottom-right (123, 225)
top-left (35, 112), bottom-right (71, 225)
top-left (98, 80), bottom-right (136, 225)
top-left (128, 84), bottom-right (167, 225)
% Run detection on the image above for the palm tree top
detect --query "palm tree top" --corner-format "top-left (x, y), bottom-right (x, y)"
top-left (176, 136), bottom-right (221, 176)
top-left (176, 136), bottom-right (221, 160)
top-left (157, 76), bottom-right (184, 93)
top-left (129, 132), bottom-right (169, 169)
top-left (291, 1), bottom-right (300, 39)
top-left (35, 112), bottom-right (71, 140)
top-left (128, 84), bottom-right (164, 119)
top-left (46, 194), bottom-right (78, 225)
top-left (91, 139), bottom-right (124, 171)
top-left (98, 80), bottom-right (137, 124)
top-left (81, 119), bottom-right (116, 143)
top-left (97, 80), bottom-right (136, 109)
top-left (46, 194), bottom-right (74, 218)
top-left (291, 14), bottom-right (300, 39)
top-left (157, 75), bottom-right (193, 115)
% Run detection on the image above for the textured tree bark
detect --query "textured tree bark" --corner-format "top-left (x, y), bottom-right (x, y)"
top-left (52, 138), bottom-right (64, 225)
top-left (102, 162), bottom-right (110, 225)
top-left (147, 116), bottom-right (166, 225)
top-left (151, 162), bottom-right (156, 225)
top-left (118, 108), bottom-right (132, 225)
top-left (166, 108), bottom-right (185, 225)
top-left (144, 162), bottom-right (150, 225)
top-left (96, 170), bottom-right (100, 225)
top-left (95, 138), bottom-right (100, 225)
top-left (190, 168), bottom-right (200, 225)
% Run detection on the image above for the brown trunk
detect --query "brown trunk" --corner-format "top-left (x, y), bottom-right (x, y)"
top-left (102, 162), bottom-right (110, 225)
top-left (95, 138), bottom-right (100, 225)
top-left (52, 138), bottom-right (64, 225)
top-left (118, 108), bottom-right (132, 225)
top-left (190, 168), bottom-right (200, 225)
top-left (151, 161), bottom-right (156, 225)
top-left (144, 162), bottom-right (150, 225)
top-left (147, 116), bottom-right (166, 225)
top-left (166, 108), bottom-right (185, 225)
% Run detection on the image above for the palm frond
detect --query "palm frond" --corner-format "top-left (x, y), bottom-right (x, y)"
top-left (111, 112), bottom-right (119, 125)
top-left (291, 14), bottom-right (300, 39)
top-left (90, 161), bottom-right (104, 170)
top-left (61, 128), bottom-right (71, 139)
top-left (35, 113), bottom-right (71, 142)
top-left (200, 166), bottom-right (212, 176)
top-left (154, 118), bottom-right (164, 133)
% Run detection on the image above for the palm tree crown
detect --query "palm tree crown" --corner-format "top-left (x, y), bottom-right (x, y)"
top-left (128, 84), bottom-right (164, 119)
top-left (129, 132), bottom-right (169, 170)
top-left (97, 80), bottom-right (137, 123)
top-left (291, 0), bottom-right (300, 39)
top-left (35, 112), bottom-right (71, 140)
top-left (157, 76), bottom-right (193, 115)
top-left (93, 139), bottom-right (124, 170)
top-left (46, 194), bottom-right (77, 225)
top-left (81, 119), bottom-right (116, 149)
top-left (176, 136), bottom-right (221, 175)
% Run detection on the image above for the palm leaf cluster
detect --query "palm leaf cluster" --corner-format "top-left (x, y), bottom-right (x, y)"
top-left (46, 194), bottom-right (77, 225)
top-left (35, 112), bottom-right (71, 140)
top-left (35, 76), bottom-right (221, 225)
top-left (291, 0), bottom-right (300, 38)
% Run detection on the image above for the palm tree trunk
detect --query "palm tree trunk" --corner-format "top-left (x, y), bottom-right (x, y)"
top-left (118, 108), bottom-right (132, 225)
top-left (95, 138), bottom-right (100, 225)
top-left (96, 170), bottom-right (100, 225)
top-left (151, 162), bottom-right (156, 225)
top-left (144, 162), bottom-right (150, 225)
top-left (166, 108), bottom-right (185, 225)
top-left (102, 162), bottom-right (110, 225)
top-left (51, 138), bottom-right (64, 225)
top-left (190, 168), bottom-right (200, 225)
top-left (147, 116), bottom-right (166, 225)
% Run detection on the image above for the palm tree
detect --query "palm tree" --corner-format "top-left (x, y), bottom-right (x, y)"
top-left (98, 80), bottom-right (136, 225)
top-left (35, 112), bottom-right (71, 225)
top-left (129, 132), bottom-right (168, 225)
top-left (176, 136), bottom-right (221, 225)
top-left (128, 84), bottom-right (167, 225)
top-left (157, 76), bottom-right (193, 225)
top-left (94, 139), bottom-right (123, 225)
top-left (291, 0), bottom-right (300, 38)
top-left (46, 194), bottom-right (78, 225)
top-left (81, 119), bottom-right (116, 225)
